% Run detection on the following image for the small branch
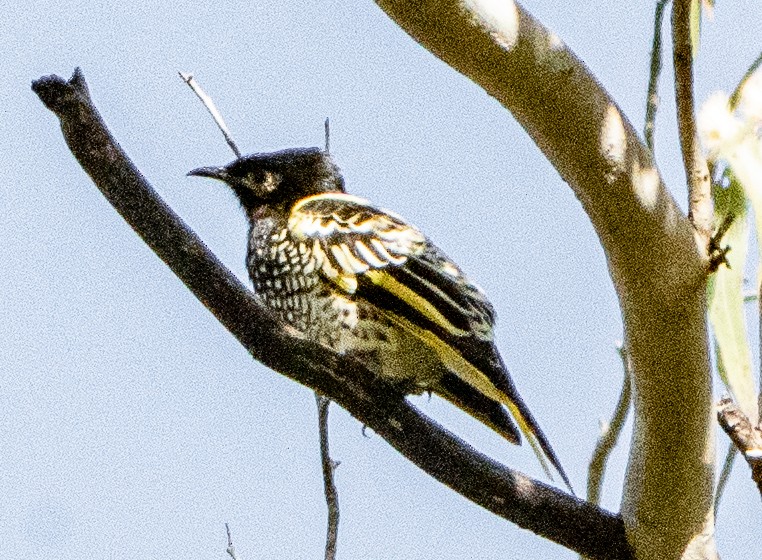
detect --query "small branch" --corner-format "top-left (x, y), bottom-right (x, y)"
top-left (644, 0), bottom-right (670, 153)
top-left (672, 0), bottom-right (713, 241)
top-left (225, 523), bottom-right (242, 560)
top-left (713, 442), bottom-right (737, 515)
top-left (710, 212), bottom-right (735, 245)
top-left (179, 72), bottom-right (241, 158)
top-left (707, 212), bottom-right (734, 272)
top-left (716, 396), bottom-right (762, 499)
top-left (586, 343), bottom-right (632, 507)
top-left (315, 395), bottom-right (340, 560)
top-left (324, 118), bottom-right (330, 154)
top-left (32, 69), bottom-right (633, 560)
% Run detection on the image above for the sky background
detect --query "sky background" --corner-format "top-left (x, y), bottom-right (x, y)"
top-left (2, 1), bottom-right (761, 559)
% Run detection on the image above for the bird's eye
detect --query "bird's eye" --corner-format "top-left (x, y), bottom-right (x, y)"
top-left (247, 169), bottom-right (280, 194)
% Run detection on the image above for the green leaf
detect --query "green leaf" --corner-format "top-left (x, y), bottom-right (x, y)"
top-left (729, 52), bottom-right (762, 110)
top-left (708, 176), bottom-right (757, 418)
top-left (690, 0), bottom-right (702, 57)
top-left (727, 140), bottom-right (762, 240)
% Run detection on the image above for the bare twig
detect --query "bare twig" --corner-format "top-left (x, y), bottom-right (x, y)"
top-left (672, 0), bottom-right (713, 241)
top-left (315, 395), bottom-right (340, 560)
top-left (225, 523), bottom-right (242, 560)
top-left (713, 442), bottom-right (737, 514)
top-left (32, 69), bottom-right (633, 560)
top-left (711, 212), bottom-right (735, 246)
top-left (324, 118), bottom-right (330, 154)
top-left (586, 343), bottom-right (632, 507)
top-left (716, 396), bottom-right (762, 499)
top-left (644, 0), bottom-right (670, 153)
top-left (179, 72), bottom-right (241, 158)
top-left (707, 212), bottom-right (734, 272)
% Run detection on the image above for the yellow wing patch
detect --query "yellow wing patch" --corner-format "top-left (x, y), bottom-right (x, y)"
top-left (388, 308), bottom-right (555, 481)
top-left (364, 270), bottom-right (468, 337)
top-left (381, 310), bottom-right (505, 405)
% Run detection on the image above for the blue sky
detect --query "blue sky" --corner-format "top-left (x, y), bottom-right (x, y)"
top-left (3, 1), bottom-right (761, 558)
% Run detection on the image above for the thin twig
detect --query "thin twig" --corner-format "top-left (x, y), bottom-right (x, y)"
top-left (729, 51), bottom-right (762, 110)
top-left (716, 396), bottom-right (762, 499)
top-left (713, 442), bottom-right (737, 515)
top-left (324, 118), bottom-right (330, 154)
top-left (707, 212), bottom-right (734, 272)
top-left (586, 343), bottom-right (632, 507)
top-left (225, 523), bottom-right (242, 560)
top-left (32, 69), bottom-right (634, 560)
top-left (672, 0), bottom-right (713, 241)
top-left (315, 394), bottom-right (340, 560)
top-left (644, 0), bottom-right (670, 153)
top-left (711, 212), bottom-right (735, 245)
top-left (318, 117), bottom-right (340, 558)
top-left (179, 72), bottom-right (241, 158)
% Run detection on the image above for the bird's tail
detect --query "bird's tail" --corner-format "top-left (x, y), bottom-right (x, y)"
top-left (492, 356), bottom-right (573, 494)
top-left (435, 352), bottom-right (573, 494)
top-left (436, 372), bottom-right (521, 445)
top-left (376, 305), bottom-right (572, 492)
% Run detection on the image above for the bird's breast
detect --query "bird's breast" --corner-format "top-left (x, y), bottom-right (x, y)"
top-left (247, 222), bottom-right (355, 345)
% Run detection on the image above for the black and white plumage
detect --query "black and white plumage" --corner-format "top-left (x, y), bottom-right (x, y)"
top-left (189, 147), bottom-right (570, 489)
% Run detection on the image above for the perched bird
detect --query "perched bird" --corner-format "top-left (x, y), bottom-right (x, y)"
top-left (189, 147), bottom-right (570, 489)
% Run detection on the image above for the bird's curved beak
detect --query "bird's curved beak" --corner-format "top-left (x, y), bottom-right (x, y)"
top-left (187, 166), bottom-right (229, 182)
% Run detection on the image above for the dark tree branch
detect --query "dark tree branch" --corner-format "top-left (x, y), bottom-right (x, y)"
top-left (31, 68), bottom-right (633, 560)
top-left (315, 395), bottom-right (340, 560)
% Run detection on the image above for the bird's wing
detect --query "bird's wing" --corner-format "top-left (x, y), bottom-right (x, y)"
top-left (289, 192), bottom-right (571, 490)
top-left (289, 191), bottom-right (506, 415)
top-left (288, 192), bottom-right (496, 340)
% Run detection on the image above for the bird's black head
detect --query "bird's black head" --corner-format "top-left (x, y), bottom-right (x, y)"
top-left (188, 147), bottom-right (345, 210)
